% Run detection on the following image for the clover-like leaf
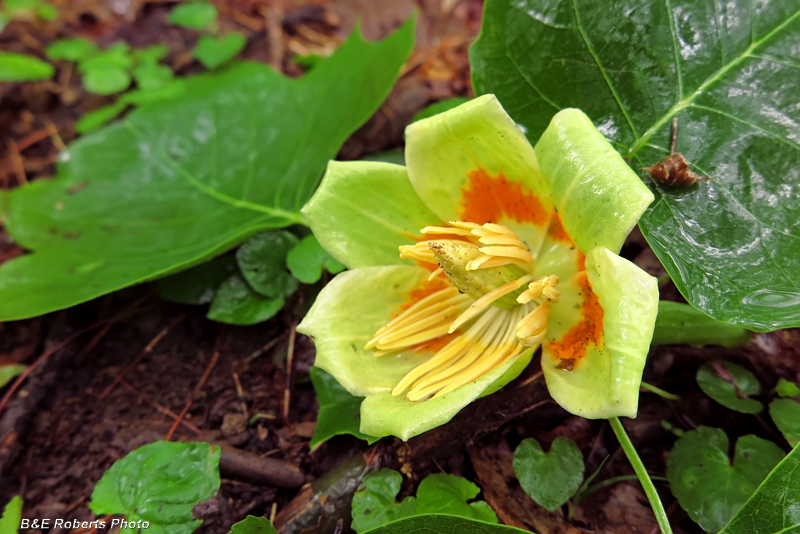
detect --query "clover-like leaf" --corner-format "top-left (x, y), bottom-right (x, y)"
top-left (776, 379), bottom-right (800, 398)
top-left (286, 235), bottom-right (345, 285)
top-left (236, 230), bottom-right (298, 299)
top-left (207, 274), bottom-right (283, 325)
top-left (471, 0), bottom-right (800, 331)
top-left (0, 496), bottom-right (22, 534)
top-left (666, 426), bottom-right (785, 533)
top-left (0, 52), bottom-right (54, 82)
top-left (719, 442), bottom-right (800, 534)
top-left (193, 33), bottom-right (246, 70)
top-left (309, 367), bottom-right (377, 450)
top-left (168, 1), bottom-right (217, 30)
top-left (90, 441), bottom-right (221, 534)
top-left (351, 469), bottom-right (417, 534)
top-left (0, 18), bottom-right (415, 321)
top-left (228, 516), bottom-right (277, 534)
top-left (769, 399), bottom-right (800, 447)
top-left (513, 437), bottom-right (584, 511)
top-left (697, 361), bottom-right (762, 414)
top-left (45, 37), bottom-right (99, 62)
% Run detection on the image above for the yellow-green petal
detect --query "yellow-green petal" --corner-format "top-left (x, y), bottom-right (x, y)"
top-left (361, 348), bottom-right (534, 441)
top-left (534, 109), bottom-right (654, 255)
top-left (301, 161), bottom-right (440, 268)
top-left (542, 247), bottom-right (658, 419)
top-left (297, 265), bottom-right (433, 396)
top-left (405, 94), bottom-right (553, 255)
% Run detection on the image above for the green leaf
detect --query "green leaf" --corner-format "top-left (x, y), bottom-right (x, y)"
top-left (415, 474), bottom-right (497, 524)
top-left (228, 516), bottom-right (277, 534)
top-left (156, 255), bottom-right (236, 305)
top-left (410, 97), bottom-right (471, 124)
top-left (769, 399), bottom-right (800, 447)
top-left (0, 496), bottom-right (22, 534)
top-left (83, 67), bottom-right (131, 95)
top-left (697, 361), bottom-right (762, 414)
top-left (665, 426), bottom-right (785, 533)
top-left (90, 441), bottom-right (221, 534)
top-left (35, 2), bottom-right (57, 20)
top-left (776, 379), bottom-right (800, 398)
top-left (360, 515), bottom-right (528, 534)
top-left (74, 102), bottom-right (129, 134)
top-left (168, 1), bottom-right (218, 30)
top-left (207, 274), bottom-right (283, 325)
top-left (132, 61), bottom-right (173, 91)
top-left (236, 230), bottom-right (298, 298)
top-left (0, 364), bottom-right (25, 388)
top-left (46, 37), bottom-right (99, 62)
top-left (360, 151), bottom-right (405, 165)
top-left (286, 235), bottom-right (345, 285)
top-left (351, 469), bottom-right (417, 534)
top-left (131, 45), bottom-right (170, 63)
top-left (292, 53), bottom-right (325, 70)
top-left (471, 0), bottom-right (800, 331)
top-left (193, 33), bottom-right (246, 70)
top-left (0, 18), bottom-right (415, 321)
top-left (512, 437), bottom-right (584, 511)
top-left (309, 367), bottom-right (377, 449)
top-left (720, 442), bottom-right (800, 534)
top-left (653, 301), bottom-right (751, 347)
top-left (78, 43), bottom-right (132, 73)
top-left (0, 52), bottom-right (54, 82)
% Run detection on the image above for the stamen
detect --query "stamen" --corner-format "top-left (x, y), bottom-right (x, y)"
top-left (517, 275), bottom-right (560, 304)
top-left (421, 225), bottom-right (475, 237)
top-left (449, 274), bottom-right (533, 333)
top-left (455, 222), bottom-right (535, 271)
top-left (399, 242), bottom-right (437, 264)
top-left (517, 300), bottom-right (551, 346)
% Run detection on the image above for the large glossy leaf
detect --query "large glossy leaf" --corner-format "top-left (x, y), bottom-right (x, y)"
top-left (362, 515), bottom-right (527, 534)
top-left (0, 18), bottom-right (415, 321)
top-left (720, 442), bottom-right (800, 534)
top-left (471, 0), bottom-right (800, 331)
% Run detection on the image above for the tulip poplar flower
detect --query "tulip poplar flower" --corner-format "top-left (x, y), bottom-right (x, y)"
top-left (298, 95), bottom-right (659, 440)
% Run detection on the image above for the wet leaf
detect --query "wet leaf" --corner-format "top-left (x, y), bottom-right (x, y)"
top-left (45, 37), bottom-right (99, 62)
top-left (351, 469), bottom-right (416, 533)
top-left (360, 515), bottom-right (528, 534)
top-left (236, 230), bottom-right (298, 299)
top-left (0, 52), bottom-right (54, 82)
top-left (156, 256), bottom-right (236, 305)
top-left (286, 235), bottom-right (345, 285)
top-left (696, 361), bottom-right (762, 413)
top-left (0, 495), bottom-right (22, 534)
top-left (720, 442), bottom-right (800, 534)
top-left (0, 19), bottom-right (415, 320)
top-left (769, 399), bottom-right (800, 447)
top-left (207, 274), bottom-right (283, 325)
top-left (168, 2), bottom-right (218, 30)
top-left (90, 441), bottom-right (221, 534)
top-left (471, 0), bottom-right (800, 331)
top-left (0, 364), bottom-right (26, 388)
top-left (309, 367), bottom-right (377, 449)
top-left (666, 427), bottom-right (785, 533)
top-left (512, 437), bottom-right (584, 511)
top-left (193, 34), bottom-right (246, 70)
top-left (652, 301), bottom-right (751, 347)
top-left (228, 516), bottom-right (277, 534)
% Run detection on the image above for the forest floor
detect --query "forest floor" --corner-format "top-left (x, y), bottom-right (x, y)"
top-left (1, 2), bottom-right (799, 534)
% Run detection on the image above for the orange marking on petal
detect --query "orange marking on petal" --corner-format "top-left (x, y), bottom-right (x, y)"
top-left (460, 168), bottom-right (549, 226)
top-left (547, 213), bottom-right (573, 244)
top-left (547, 271), bottom-right (604, 366)
top-left (395, 277), bottom-right (452, 316)
top-left (410, 332), bottom-right (460, 355)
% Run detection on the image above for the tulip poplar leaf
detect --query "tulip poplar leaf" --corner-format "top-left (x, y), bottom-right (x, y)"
top-left (471, 0), bottom-right (800, 331)
top-left (0, 18), bottom-right (415, 320)
top-left (719, 442), bottom-right (800, 534)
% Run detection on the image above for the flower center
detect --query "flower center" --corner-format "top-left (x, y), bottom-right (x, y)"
top-left (365, 222), bottom-right (560, 401)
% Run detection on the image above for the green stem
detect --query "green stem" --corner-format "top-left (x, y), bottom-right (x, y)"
top-left (657, 274), bottom-right (671, 284)
top-left (609, 417), bottom-right (673, 534)
top-left (641, 381), bottom-right (681, 401)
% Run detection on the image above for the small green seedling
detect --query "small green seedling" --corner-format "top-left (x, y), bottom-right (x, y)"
top-left (696, 361), bottom-right (762, 413)
top-left (513, 437), bottom-right (584, 511)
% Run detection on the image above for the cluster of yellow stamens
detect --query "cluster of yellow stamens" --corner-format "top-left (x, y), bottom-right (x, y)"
top-left (368, 221), bottom-right (560, 402)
